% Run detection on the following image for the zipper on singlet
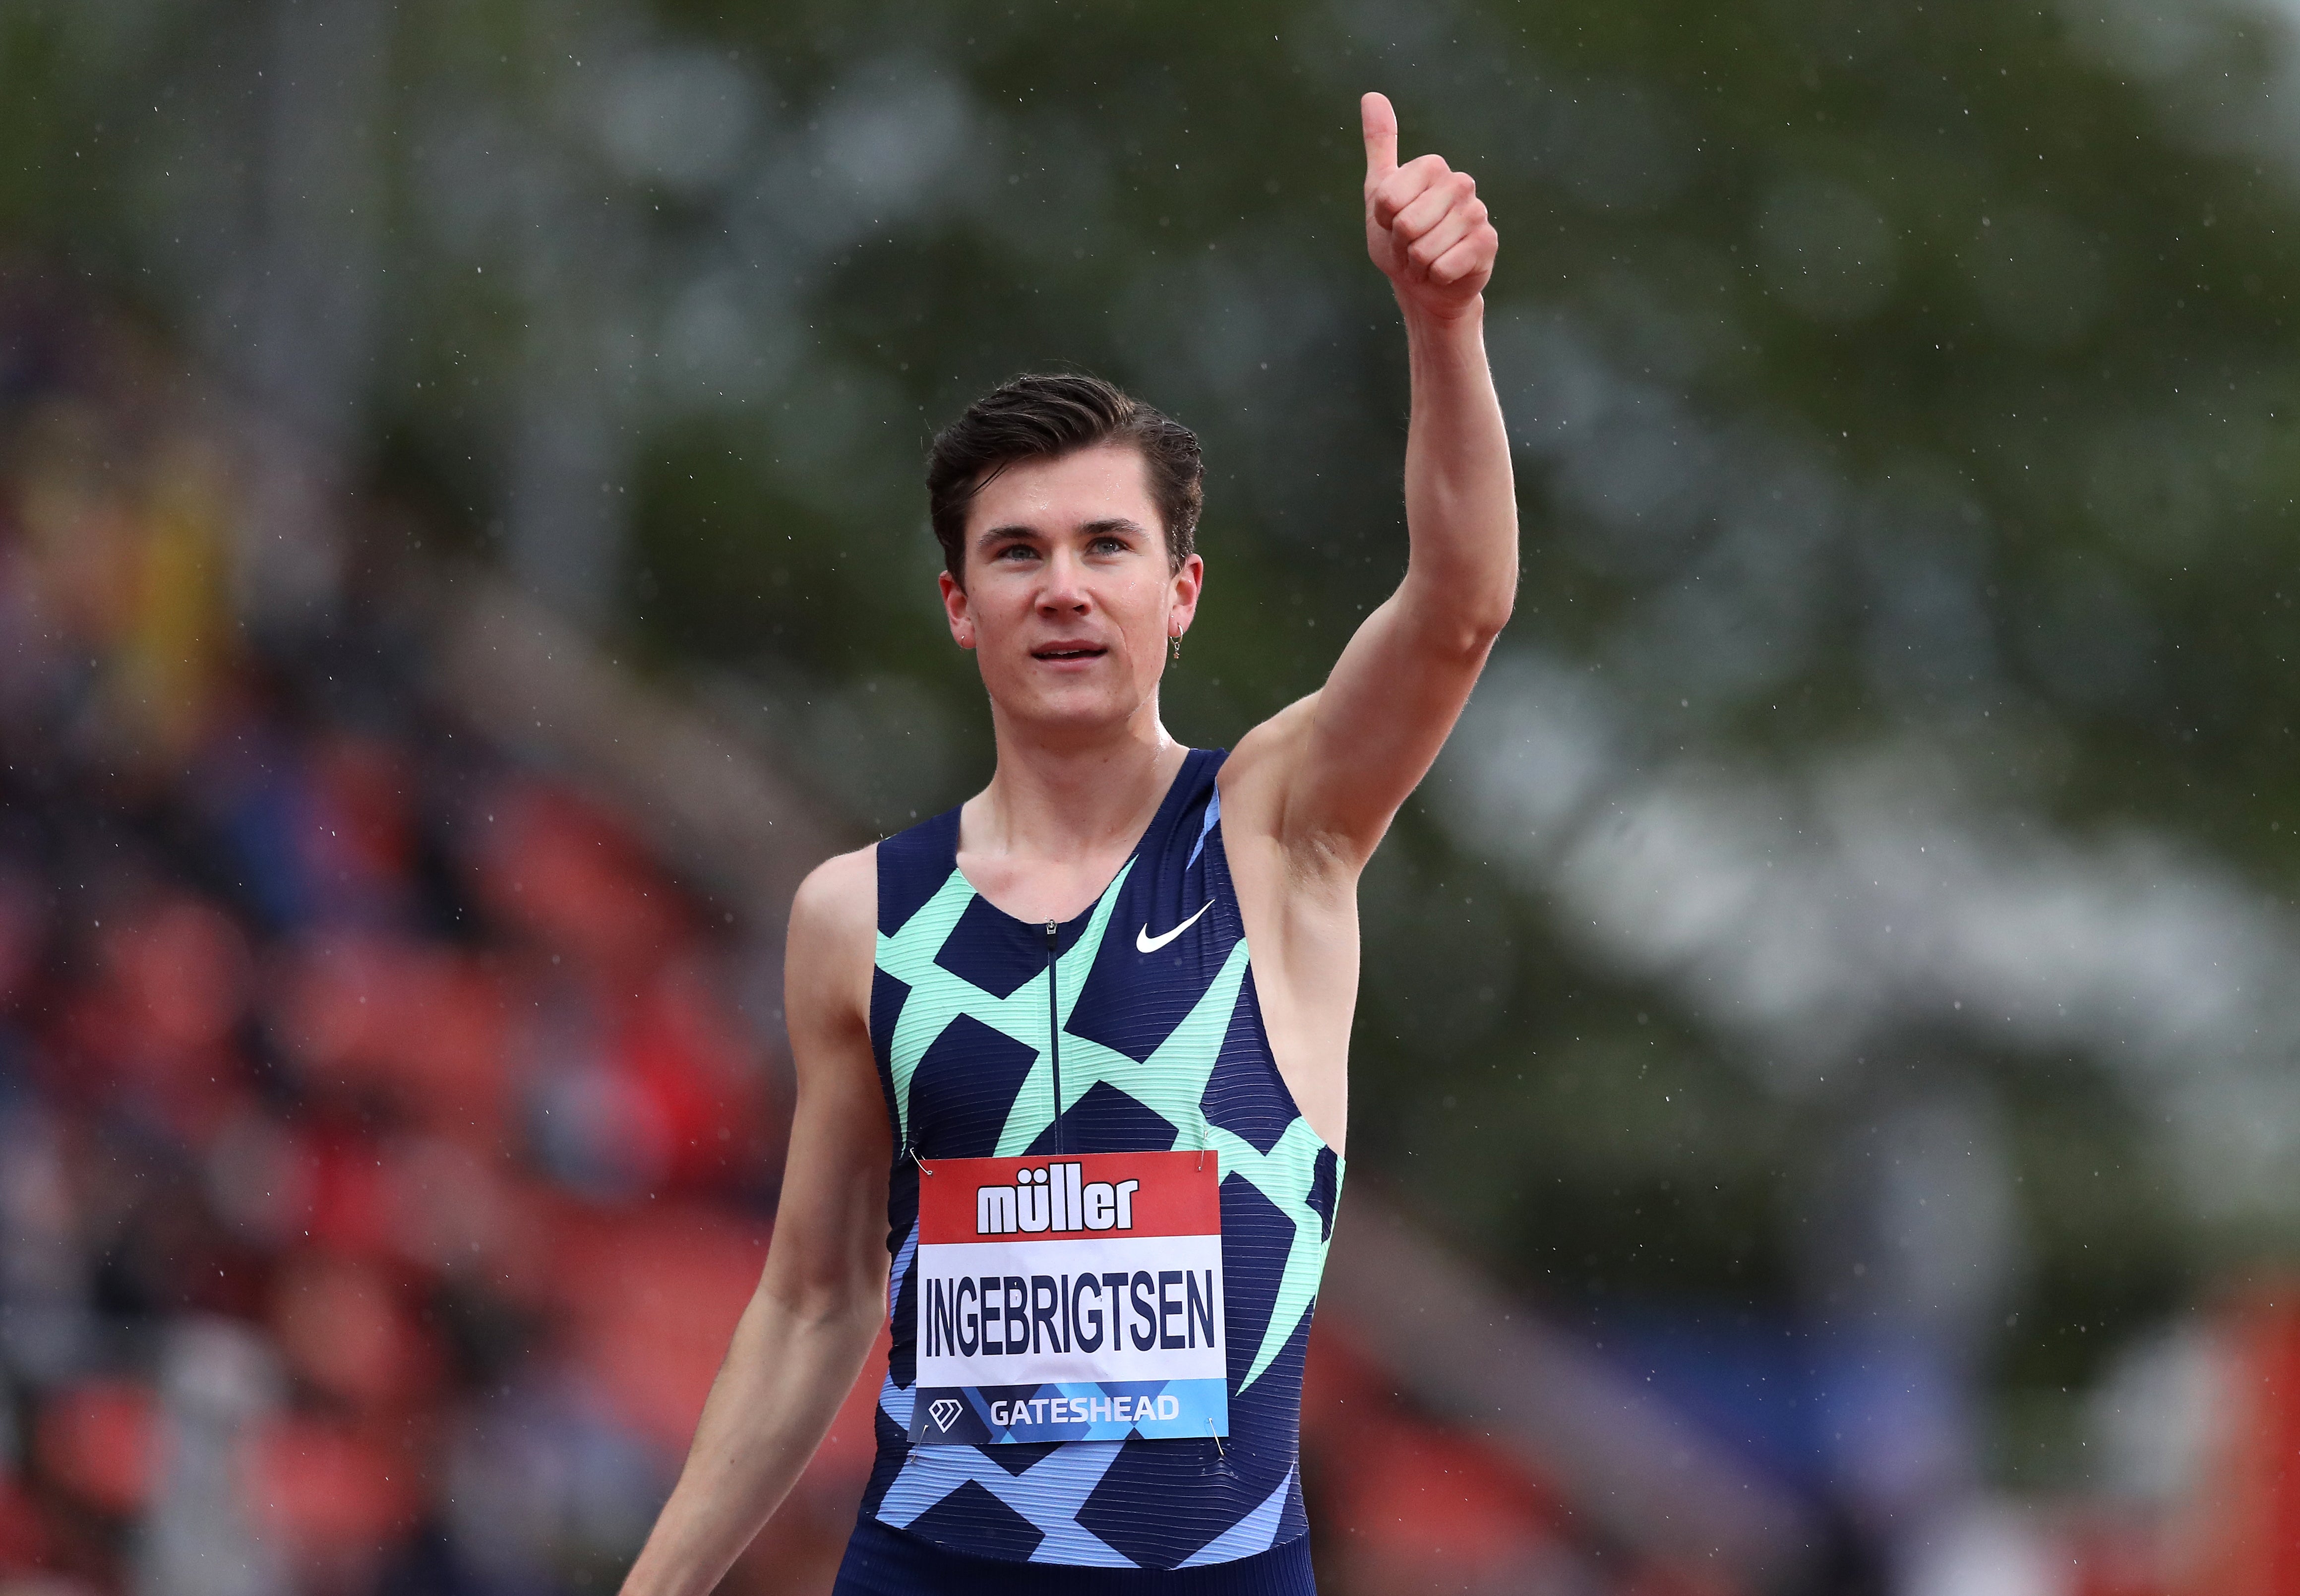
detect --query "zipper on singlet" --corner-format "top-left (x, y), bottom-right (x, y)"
top-left (1044, 920), bottom-right (1065, 1157)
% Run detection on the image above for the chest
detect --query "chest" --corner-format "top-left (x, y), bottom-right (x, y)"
top-left (951, 844), bottom-right (1140, 928)
top-left (874, 822), bottom-right (1292, 1163)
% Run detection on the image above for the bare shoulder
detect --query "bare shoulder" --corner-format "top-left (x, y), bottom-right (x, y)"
top-left (789, 843), bottom-right (878, 945)
top-left (785, 844), bottom-right (878, 1052)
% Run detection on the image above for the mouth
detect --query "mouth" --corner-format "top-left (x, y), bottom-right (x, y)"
top-left (1030, 642), bottom-right (1108, 663)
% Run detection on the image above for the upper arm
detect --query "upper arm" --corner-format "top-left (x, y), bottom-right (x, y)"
top-left (1230, 587), bottom-right (1505, 874)
top-left (759, 846), bottom-right (891, 1317)
top-left (1239, 301), bottom-right (1516, 870)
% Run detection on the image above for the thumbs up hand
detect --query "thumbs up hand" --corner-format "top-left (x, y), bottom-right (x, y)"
top-left (1362, 92), bottom-right (1496, 321)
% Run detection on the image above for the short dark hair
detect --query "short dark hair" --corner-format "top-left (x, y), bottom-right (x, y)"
top-left (925, 372), bottom-right (1202, 585)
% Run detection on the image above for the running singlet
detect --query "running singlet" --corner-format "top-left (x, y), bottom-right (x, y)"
top-left (852, 747), bottom-right (1343, 1572)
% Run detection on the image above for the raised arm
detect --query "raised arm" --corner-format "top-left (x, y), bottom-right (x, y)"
top-left (619, 850), bottom-right (891, 1596)
top-left (1231, 92), bottom-right (1515, 867)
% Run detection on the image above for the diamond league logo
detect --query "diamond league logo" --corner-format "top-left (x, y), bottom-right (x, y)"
top-left (928, 1398), bottom-right (962, 1432)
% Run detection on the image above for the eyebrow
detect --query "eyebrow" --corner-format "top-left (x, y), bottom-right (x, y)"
top-left (973, 516), bottom-right (1150, 548)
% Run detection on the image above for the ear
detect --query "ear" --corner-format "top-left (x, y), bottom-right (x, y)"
top-left (939, 569), bottom-right (975, 650)
top-left (1167, 553), bottom-right (1205, 638)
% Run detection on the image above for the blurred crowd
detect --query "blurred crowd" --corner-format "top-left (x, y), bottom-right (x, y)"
top-left (0, 292), bottom-right (843, 1594)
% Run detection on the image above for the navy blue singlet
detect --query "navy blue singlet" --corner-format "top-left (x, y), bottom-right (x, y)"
top-left (836, 748), bottom-right (1339, 1589)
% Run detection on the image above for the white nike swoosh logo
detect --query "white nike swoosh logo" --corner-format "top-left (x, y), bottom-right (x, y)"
top-left (1136, 901), bottom-right (1214, 954)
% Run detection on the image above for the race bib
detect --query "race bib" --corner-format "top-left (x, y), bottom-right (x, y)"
top-left (908, 1150), bottom-right (1226, 1446)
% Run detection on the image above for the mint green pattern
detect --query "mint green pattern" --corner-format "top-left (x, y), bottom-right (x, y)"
top-left (874, 859), bottom-right (1342, 1393)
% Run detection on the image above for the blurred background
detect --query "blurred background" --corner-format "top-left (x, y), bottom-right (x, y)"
top-left (1, 0), bottom-right (2297, 1592)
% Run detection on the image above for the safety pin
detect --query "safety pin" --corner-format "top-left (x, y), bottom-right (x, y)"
top-left (1209, 1420), bottom-right (1225, 1459)
top-left (908, 1146), bottom-right (936, 1176)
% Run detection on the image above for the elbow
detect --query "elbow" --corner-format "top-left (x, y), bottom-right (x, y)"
top-left (780, 1282), bottom-right (868, 1332)
top-left (764, 1257), bottom-right (888, 1336)
top-left (1452, 581), bottom-right (1515, 656)
top-left (1389, 565), bottom-right (1518, 658)
top-left (1467, 587), bottom-right (1515, 648)
top-left (1421, 609), bottom-right (1509, 670)
top-left (1401, 570), bottom-right (1515, 658)
top-left (775, 1284), bottom-right (886, 1350)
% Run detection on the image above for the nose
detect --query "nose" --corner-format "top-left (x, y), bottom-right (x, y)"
top-left (1036, 546), bottom-right (1091, 613)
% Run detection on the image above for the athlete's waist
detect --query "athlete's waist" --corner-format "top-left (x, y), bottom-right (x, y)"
top-left (837, 1514), bottom-right (1316, 1592)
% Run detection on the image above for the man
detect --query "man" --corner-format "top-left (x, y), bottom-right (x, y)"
top-left (619, 91), bottom-right (1513, 1594)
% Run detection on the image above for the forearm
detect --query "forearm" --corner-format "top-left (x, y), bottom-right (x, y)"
top-left (620, 1284), bottom-right (885, 1596)
top-left (1398, 301), bottom-right (1517, 638)
top-left (1248, 94), bottom-right (1514, 859)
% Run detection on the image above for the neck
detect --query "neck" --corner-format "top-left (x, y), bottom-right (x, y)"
top-left (971, 692), bottom-right (1187, 863)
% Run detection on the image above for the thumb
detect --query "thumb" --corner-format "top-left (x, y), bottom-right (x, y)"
top-left (1361, 91), bottom-right (1398, 187)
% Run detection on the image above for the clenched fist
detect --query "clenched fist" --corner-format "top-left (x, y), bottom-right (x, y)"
top-left (1361, 91), bottom-right (1497, 321)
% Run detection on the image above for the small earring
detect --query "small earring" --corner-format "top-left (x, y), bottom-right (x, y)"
top-left (1170, 632), bottom-right (1182, 665)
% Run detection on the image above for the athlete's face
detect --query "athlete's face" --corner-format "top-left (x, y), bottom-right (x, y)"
top-left (940, 443), bottom-right (1202, 732)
